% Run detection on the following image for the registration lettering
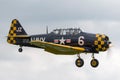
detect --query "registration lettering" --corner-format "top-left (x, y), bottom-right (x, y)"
top-left (31, 37), bottom-right (46, 42)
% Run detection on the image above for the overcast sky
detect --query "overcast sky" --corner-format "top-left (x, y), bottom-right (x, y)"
top-left (0, 0), bottom-right (120, 80)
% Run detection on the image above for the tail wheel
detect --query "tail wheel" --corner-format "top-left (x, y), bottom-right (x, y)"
top-left (75, 58), bottom-right (84, 67)
top-left (18, 48), bottom-right (23, 52)
top-left (90, 59), bottom-right (99, 68)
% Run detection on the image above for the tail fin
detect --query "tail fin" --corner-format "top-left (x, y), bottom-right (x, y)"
top-left (7, 19), bottom-right (28, 44)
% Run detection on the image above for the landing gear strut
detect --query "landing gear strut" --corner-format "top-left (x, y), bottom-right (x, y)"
top-left (18, 46), bottom-right (23, 52)
top-left (90, 53), bottom-right (99, 68)
top-left (75, 54), bottom-right (84, 67)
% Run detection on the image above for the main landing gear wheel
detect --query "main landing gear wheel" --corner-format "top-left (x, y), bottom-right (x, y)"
top-left (90, 59), bottom-right (99, 68)
top-left (18, 47), bottom-right (23, 52)
top-left (75, 58), bottom-right (84, 67)
top-left (75, 54), bottom-right (84, 67)
top-left (90, 53), bottom-right (99, 68)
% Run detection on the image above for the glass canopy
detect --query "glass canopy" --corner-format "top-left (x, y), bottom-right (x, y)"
top-left (51, 28), bottom-right (82, 35)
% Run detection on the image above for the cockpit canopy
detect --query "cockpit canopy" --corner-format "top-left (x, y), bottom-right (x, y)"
top-left (51, 28), bottom-right (82, 35)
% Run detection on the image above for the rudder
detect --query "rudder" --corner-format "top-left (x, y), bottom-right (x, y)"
top-left (7, 19), bottom-right (27, 44)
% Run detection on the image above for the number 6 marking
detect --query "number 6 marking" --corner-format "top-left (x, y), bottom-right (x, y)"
top-left (78, 36), bottom-right (85, 46)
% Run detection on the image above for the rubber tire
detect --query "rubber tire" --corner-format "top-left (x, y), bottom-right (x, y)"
top-left (18, 48), bottom-right (23, 52)
top-left (90, 59), bottom-right (99, 68)
top-left (75, 58), bottom-right (84, 67)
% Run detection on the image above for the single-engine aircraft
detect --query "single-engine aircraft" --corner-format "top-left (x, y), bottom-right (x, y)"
top-left (7, 19), bottom-right (111, 68)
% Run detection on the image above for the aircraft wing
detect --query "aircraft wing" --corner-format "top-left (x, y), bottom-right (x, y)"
top-left (30, 41), bottom-right (85, 55)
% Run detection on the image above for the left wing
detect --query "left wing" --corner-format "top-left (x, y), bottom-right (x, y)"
top-left (30, 41), bottom-right (85, 55)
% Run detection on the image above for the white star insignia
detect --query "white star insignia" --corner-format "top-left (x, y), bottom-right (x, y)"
top-left (59, 37), bottom-right (66, 44)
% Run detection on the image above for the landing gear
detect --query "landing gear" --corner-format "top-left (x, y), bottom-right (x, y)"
top-left (90, 59), bottom-right (99, 68)
top-left (75, 53), bottom-right (99, 68)
top-left (18, 46), bottom-right (23, 52)
top-left (90, 53), bottom-right (99, 68)
top-left (75, 58), bottom-right (84, 67)
top-left (75, 54), bottom-right (84, 67)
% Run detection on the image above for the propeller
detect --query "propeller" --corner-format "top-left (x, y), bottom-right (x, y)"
top-left (107, 42), bottom-right (113, 57)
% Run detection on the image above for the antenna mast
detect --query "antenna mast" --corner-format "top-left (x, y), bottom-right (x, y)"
top-left (46, 26), bottom-right (48, 34)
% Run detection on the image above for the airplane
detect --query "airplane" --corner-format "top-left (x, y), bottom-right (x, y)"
top-left (7, 19), bottom-right (111, 68)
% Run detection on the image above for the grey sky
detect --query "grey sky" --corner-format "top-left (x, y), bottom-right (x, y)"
top-left (0, 0), bottom-right (120, 80)
top-left (1, 0), bottom-right (120, 22)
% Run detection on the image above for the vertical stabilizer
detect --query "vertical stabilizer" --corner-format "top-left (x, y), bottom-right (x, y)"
top-left (7, 19), bottom-right (27, 44)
